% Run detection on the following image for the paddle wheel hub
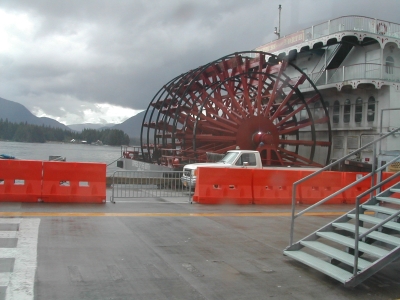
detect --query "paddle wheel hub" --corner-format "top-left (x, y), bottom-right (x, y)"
top-left (252, 130), bottom-right (277, 147)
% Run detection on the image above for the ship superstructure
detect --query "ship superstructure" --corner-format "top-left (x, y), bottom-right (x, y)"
top-left (255, 15), bottom-right (400, 167)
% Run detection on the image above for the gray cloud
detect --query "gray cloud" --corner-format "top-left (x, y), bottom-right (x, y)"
top-left (0, 0), bottom-right (399, 124)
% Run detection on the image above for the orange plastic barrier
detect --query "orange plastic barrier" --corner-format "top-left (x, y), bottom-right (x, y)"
top-left (298, 171), bottom-right (346, 204)
top-left (341, 172), bottom-right (371, 204)
top-left (193, 167), bottom-right (253, 204)
top-left (253, 168), bottom-right (303, 204)
top-left (41, 161), bottom-right (106, 203)
top-left (0, 160), bottom-right (43, 202)
top-left (252, 169), bottom-right (344, 205)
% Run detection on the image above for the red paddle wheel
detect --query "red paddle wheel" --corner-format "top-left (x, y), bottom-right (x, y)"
top-left (140, 51), bottom-right (331, 168)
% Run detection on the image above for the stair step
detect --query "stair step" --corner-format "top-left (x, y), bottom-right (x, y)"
top-left (283, 250), bottom-right (353, 283)
top-left (362, 205), bottom-right (399, 215)
top-left (347, 214), bottom-right (400, 232)
top-left (390, 188), bottom-right (400, 193)
top-left (300, 241), bottom-right (371, 269)
top-left (376, 197), bottom-right (400, 205)
top-left (316, 232), bottom-right (389, 258)
top-left (333, 222), bottom-right (400, 246)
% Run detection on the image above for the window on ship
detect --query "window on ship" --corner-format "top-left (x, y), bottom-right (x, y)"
top-left (343, 99), bottom-right (351, 123)
top-left (333, 100), bottom-right (340, 124)
top-left (386, 56), bottom-right (394, 74)
top-left (367, 96), bottom-right (375, 122)
top-left (355, 97), bottom-right (363, 123)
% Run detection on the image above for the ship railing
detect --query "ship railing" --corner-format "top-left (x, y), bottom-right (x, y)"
top-left (120, 145), bottom-right (142, 160)
top-left (258, 16), bottom-right (400, 52)
top-left (297, 63), bottom-right (400, 89)
top-left (310, 15), bottom-right (400, 39)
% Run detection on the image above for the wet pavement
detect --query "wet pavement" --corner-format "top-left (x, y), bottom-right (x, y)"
top-left (0, 190), bottom-right (400, 299)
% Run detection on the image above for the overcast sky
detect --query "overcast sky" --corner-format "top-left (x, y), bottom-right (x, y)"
top-left (0, 0), bottom-right (399, 125)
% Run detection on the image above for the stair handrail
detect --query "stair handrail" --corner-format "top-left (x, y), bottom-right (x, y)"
top-left (353, 169), bottom-right (400, 274)
top-left (289, 127), bottom-right (400, 246)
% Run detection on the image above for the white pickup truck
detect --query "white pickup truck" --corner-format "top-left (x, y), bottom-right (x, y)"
top-left (180, 150), bottom-right (263, 188)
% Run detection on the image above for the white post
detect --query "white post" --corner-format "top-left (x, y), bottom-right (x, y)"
top-left (278, 4), bottom-right (281, 38)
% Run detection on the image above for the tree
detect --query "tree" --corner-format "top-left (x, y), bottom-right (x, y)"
top-left (0, 120), bottom-right (130, 145)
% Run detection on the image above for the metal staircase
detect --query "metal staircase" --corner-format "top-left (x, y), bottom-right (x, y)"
top-left (313, 43), bottom-right (353, 86)
top-left (284, 128), bottom-right (400, 287)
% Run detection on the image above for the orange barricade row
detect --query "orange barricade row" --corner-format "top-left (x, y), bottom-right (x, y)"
top-left (193, 167), bottom-right (253, 204)
top-left (41, 161), bottom-right (106, 203)
top-left (1, 159), bottom-right (398, 205)
top-left (0, 160), bottom-right (43, 202)
top-left (193, 167), bottom-right (400, 205)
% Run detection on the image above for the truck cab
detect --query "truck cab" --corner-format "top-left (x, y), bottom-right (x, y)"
top-left (180, 150), bottom-right (262, 188)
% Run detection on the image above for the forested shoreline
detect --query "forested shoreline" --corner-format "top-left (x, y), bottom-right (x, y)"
top-left (0, 118), bottom-right (130, 146)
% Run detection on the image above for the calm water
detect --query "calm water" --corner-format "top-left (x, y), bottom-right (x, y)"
top-left (0, 141), bottom-right (124, 175)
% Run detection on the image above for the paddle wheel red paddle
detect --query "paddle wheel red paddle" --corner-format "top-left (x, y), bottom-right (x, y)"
top-left (140, 51), bottom-right (331, 168)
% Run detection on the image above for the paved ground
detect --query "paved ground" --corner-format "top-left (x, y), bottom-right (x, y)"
top-left (0, 190), bottom-right (400, 299)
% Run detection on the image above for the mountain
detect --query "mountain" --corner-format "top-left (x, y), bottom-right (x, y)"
top-left (68, 123), bottom-right (116, 132)
top-left (112, 111), bottom-right (145, 138)
top-left (0, 96), bottom-right (146, 138)
top-left (0, 97), bottom-right (71, 131)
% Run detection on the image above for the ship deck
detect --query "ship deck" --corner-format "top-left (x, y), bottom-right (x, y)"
top-left (1, 190), bottom-right (400, 299)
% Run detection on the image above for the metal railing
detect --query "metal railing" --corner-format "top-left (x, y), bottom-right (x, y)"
top-left (353, 169), bottom-right (400, 275)
top-left (257, 16), bottom-right (400, 54)
top-left (110, 170), bottom-right (192, 202)
top-left (310, 16), bottom-right (400, 40)
top-left (289, 126), bottom-right (400, 246)
top-left (296, 63), bottom-right (400, 89)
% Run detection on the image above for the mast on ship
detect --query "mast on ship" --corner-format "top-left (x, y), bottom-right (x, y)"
top-left (274, 4), bottom-right (281, 39)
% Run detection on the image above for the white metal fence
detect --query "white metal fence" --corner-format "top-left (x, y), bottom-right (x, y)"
top-left (310, 16), bottom-right (400, 40)
top-left (110, 170), bottom-right (193, 202)
top-left (295, 63), bottom-right (400, 89)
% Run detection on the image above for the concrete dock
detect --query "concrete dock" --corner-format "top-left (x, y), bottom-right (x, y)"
top-left (1, 190), bottom-right (400, 299)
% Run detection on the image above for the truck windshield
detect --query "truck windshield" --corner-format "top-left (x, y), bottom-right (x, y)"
top-left (218, 152), bottom-right (238, 164)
